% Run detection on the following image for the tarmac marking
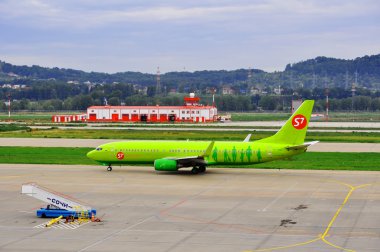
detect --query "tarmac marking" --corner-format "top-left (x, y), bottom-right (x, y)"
top-left (166, 212), bottom-right (268, 234)
top-left (320, 182), bottom-right (371, 252)
top-left (77, 216), bottom-right (155, 252)
top-left (18, 210), bottom-right (33, 214)
top-left (243, 181), bottom-right (372, 252)
top-left (34, 219), bottom-right (91, 229)
top-left (159, 198), bottom-right (188, 215)
top-left (242, 236), bottom-right (322, 252)
top-left (258, 182), bottom-right (298, 212)
top-left (321, 181), bottom-right (371, 239)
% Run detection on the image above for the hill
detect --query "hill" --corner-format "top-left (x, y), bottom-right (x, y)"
top-left (1, 54), bottom-right (380, 112)
top-left (1, 54), bottom-right (379, 90)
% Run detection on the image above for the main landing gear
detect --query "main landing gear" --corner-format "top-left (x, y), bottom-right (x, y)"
top-left (191, 166), bottom-right (206, 174)
top-left (107, 165), bottom-right (112, 171)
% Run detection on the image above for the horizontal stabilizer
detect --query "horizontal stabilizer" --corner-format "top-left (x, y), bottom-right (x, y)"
top-left (286, 141), bottom-right (319, 150)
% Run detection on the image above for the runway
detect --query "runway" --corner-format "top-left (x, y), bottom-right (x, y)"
top-left (1, 137), bottom-right (380, 152)
top-left (0, 164), bottom-right (379, 251)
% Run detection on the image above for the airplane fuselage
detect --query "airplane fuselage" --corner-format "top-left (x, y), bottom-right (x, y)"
top-left (87, 141), bottom-right (304, 166)
top-left (86, 100), bottom-right (316, 173)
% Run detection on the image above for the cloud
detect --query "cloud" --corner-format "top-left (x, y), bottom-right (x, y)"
top-left (0, 0), bottom-right (59, 18)
top-left (1, 0), bottom-right (379, 28)
top-left (0, 0), bottom-right (379, 73)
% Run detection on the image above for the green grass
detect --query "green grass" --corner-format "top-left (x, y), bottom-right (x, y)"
top-left (0, 124), bottom-right (31, 132)
top-left (0, 113), bottom-right (53, 123)
top-left (326, 112), bottom-right (380, 122)
top-left (1, 128), bottom-right (380, 143)
top-left (231, 113), bottom-right (290, 121)
top-left (0, 146), bottom-right (379, 171)
top-left (0, 147), bottom-right (96, 165)
top-left (231, 111), bottom-right (380, 122)
top-left (252, 152), bottom-right (380, 171)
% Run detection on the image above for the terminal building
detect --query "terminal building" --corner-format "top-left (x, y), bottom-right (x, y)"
top-left (52, 93), bottom-right (218, 123)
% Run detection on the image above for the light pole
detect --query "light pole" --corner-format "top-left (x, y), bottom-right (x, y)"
top-left (7, 93), bottom-right (11, 118)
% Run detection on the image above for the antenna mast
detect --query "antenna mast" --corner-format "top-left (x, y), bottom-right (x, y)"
top-left (156, 66), bottom-right (161, 95)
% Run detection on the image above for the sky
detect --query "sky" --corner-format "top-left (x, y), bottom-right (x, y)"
top-left (0, 0), bottom-right (379, 74)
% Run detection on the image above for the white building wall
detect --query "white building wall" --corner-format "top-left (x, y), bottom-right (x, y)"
top-left (84, 106), bottom-right (216, 121)
top-left (98, 109), bottom-right (110, 119)
top-left (110, 108), bottom-right (120, 115)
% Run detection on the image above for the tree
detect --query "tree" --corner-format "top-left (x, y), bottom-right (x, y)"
top-left (259, 96), bottom-right (278, 110)
top-left (108, 97), bottom-right (120, 106)
top-left (71, 95), bottom-right (93, 110)
top-left (147, 86), bottom-right (156, 97)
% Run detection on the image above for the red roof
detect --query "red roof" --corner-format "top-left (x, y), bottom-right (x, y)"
top-left (184, 97), bottom-right (200, 101)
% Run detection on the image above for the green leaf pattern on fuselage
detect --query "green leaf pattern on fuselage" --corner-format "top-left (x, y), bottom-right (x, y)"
top-left (218, 145), bottom-right (256, 163)
top-left (257, 148), bottom-right (262, 162)
top-left (212, 147), bottom-right (218, 161)
top-left (223, 149), bottom-right (231, 162)
top-left (246, 146), bottom-right (252, 162)
top-left (240, 148), bottom-right (245, 162)
top-left (232, 146), bottom-right (237, 162)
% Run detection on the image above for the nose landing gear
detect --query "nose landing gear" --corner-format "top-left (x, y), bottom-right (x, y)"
top-left (107, 165), bottom-right (112, 171)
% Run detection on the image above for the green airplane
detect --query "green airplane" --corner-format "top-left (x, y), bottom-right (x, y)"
top-left (86, 100), bottom-right (318, 174)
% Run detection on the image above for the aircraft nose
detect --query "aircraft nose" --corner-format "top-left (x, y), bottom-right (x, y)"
top-left (87, 150), bottom-right (96, 160)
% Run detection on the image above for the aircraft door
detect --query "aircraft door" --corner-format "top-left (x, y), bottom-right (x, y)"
top-left (267, 146), bottom-right (273, 158)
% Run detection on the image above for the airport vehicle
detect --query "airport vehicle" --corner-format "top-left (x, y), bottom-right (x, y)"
top-left (36, 205), bottom-right (94, 218)
top-left (87, 100), bottom-right (317, 173)
top-left (21, 183), bottom-right (96, 218)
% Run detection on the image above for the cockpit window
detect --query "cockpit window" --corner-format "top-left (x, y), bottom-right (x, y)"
top-left (96, 147), bottom-right (103, 151)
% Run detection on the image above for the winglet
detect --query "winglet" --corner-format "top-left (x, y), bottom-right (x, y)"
top-left (202, 141), bottom-right (215, 157)
top-left (243, 134), bottom-right (252, 142)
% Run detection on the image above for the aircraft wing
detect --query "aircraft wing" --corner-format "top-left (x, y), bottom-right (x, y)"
top-left (286, 141), bottom-right (319, 151)
top-left (174, 156), bottom-right (208, 167)
top-left (161, 141), bottom-right (215, 167)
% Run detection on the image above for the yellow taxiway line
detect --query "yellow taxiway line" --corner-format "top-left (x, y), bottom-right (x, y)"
top-left (244, 181), bottom-right (372, 252)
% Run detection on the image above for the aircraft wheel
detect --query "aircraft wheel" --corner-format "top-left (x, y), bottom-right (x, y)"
top-left (199, 166), bottom-right (206, 173)
top-left (107, 166), bottom-right (112, 171)
top-left (191, 167), bottom-right (199, 174)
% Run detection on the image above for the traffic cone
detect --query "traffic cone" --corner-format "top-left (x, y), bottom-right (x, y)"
top-left (91, 212), bottom-right (95, 222)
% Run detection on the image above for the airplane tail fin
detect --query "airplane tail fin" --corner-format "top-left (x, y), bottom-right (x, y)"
top-left (256, 100), bottom-right (314, 145)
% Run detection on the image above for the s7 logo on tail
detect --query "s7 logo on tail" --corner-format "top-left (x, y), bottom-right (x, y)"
top-left (292, 115), bottom-right (307, 129)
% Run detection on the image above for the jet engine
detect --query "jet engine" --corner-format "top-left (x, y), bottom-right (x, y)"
top-left (154, 159), bottom-right (178, 171)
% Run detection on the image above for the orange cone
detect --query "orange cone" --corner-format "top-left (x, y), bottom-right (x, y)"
top-left (91, 212), bottom-right (95, 222)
